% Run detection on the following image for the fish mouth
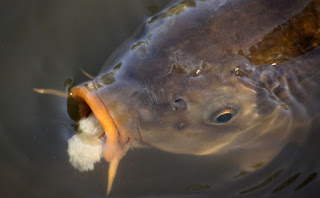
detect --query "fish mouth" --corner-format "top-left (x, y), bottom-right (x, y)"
top-left (70, 85), bottom-right (131, 195)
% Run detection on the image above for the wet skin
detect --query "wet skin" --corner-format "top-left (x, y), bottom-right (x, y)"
top-left (68, 0), bottom-right (320, 194)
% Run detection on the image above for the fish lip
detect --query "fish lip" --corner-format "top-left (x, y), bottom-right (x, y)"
top-left (70, 85), bottom-right (132, 162)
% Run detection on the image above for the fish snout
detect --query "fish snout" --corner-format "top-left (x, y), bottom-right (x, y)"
top-left (70, 85), bottom-right (126, 160)
top-left (68, 82), bottom-right (137, 194)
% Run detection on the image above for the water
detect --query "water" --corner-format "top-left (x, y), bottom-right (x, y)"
top-left (1, 0), bottom-right (319, 198)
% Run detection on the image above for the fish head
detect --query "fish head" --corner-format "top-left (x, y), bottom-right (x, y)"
top-left (69, 48), bottom-right (295, 160)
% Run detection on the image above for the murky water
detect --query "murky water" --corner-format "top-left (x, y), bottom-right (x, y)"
top-left (1, 0), bottom-right (319, 198)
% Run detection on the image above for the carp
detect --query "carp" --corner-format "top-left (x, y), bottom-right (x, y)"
top-left (37, 0), bottom-right (320, 195)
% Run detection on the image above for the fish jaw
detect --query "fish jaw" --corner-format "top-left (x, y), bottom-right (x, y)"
top-left (70, 85), bottom-right (133, 195)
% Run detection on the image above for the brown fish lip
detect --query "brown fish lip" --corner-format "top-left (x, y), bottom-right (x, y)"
top-left (70, 85), bottom-right (131, 194)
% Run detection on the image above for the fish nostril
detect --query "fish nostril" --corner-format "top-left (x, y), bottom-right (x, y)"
top-left (172, 98), bottom-right (187, 111)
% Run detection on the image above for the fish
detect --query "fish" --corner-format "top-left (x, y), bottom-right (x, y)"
top-left (62, 0), bottom-right (320, 195)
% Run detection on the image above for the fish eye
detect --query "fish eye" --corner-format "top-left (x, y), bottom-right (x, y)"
top-left (208, 108), bottom-right (237, 124)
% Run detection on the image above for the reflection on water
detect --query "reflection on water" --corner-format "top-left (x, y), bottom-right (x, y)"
top-left (294, 172), bottom-right (317, 191)
top-left (240, 169), bottom-right (284, 194)
top-left (1, 0), bottom-right (320, 197)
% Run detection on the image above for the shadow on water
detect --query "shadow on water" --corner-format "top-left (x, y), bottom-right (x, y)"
top-left (1, 0), bottom-right (320, 198)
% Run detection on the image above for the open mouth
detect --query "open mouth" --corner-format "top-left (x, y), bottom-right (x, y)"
top-left (69, 85), bottom-right (131, 195)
